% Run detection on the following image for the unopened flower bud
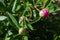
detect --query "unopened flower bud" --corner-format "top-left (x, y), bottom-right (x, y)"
top-left (39, 9), bottom-right (49, 18)
top-left (20, 16), bottom-right (24, 21)
top-left (19, 28), bottom-right (28, 35)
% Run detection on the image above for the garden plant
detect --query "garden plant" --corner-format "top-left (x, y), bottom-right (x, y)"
top-left (0, 0), bottom-right (60, 40)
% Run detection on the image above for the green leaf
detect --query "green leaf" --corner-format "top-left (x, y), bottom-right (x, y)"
top-left (6, 12), bottom-right (19, 30)
top-left (53, 34), bottom-right (58, 40)
top-left (46, 3), bottom-right (57, 13)
top-left (5, 30), bottom-right (12, 40)
top-left (23, 19), bottom-right (27, 28)
top-left (16, 5), bottom-right (21, 11)
top-left (0, 16), bottom-right (7, 21)
top-left (27, 24), bottom-right (33, 30)
top-left (12, 0), bottom-right (17, 13)
top-left (0, 0), bottom-right (3, 2)
top-left (0, 0), bottom-right (6, 7)
top-left (23, 36), bottom-right (28, 40)
top-left (43, 0), bottom-right (48, 4)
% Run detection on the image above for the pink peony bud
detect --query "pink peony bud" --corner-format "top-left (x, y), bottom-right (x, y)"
top-left (39, 9), bottom-right (49, 18)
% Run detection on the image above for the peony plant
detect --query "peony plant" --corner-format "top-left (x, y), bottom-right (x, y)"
top-left (0, 0), bottom-right (60, 40)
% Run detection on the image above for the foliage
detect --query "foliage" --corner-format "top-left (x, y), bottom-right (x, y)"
top-left (0, 0), bottom-right (60, 40)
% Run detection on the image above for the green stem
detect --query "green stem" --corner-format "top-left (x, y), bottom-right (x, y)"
top-left (12, 0), bottom-right (17, 13)
top-left (30, 17), bottom-right (41, 24)
top-left (23, 8), bottom-right (27, 16)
